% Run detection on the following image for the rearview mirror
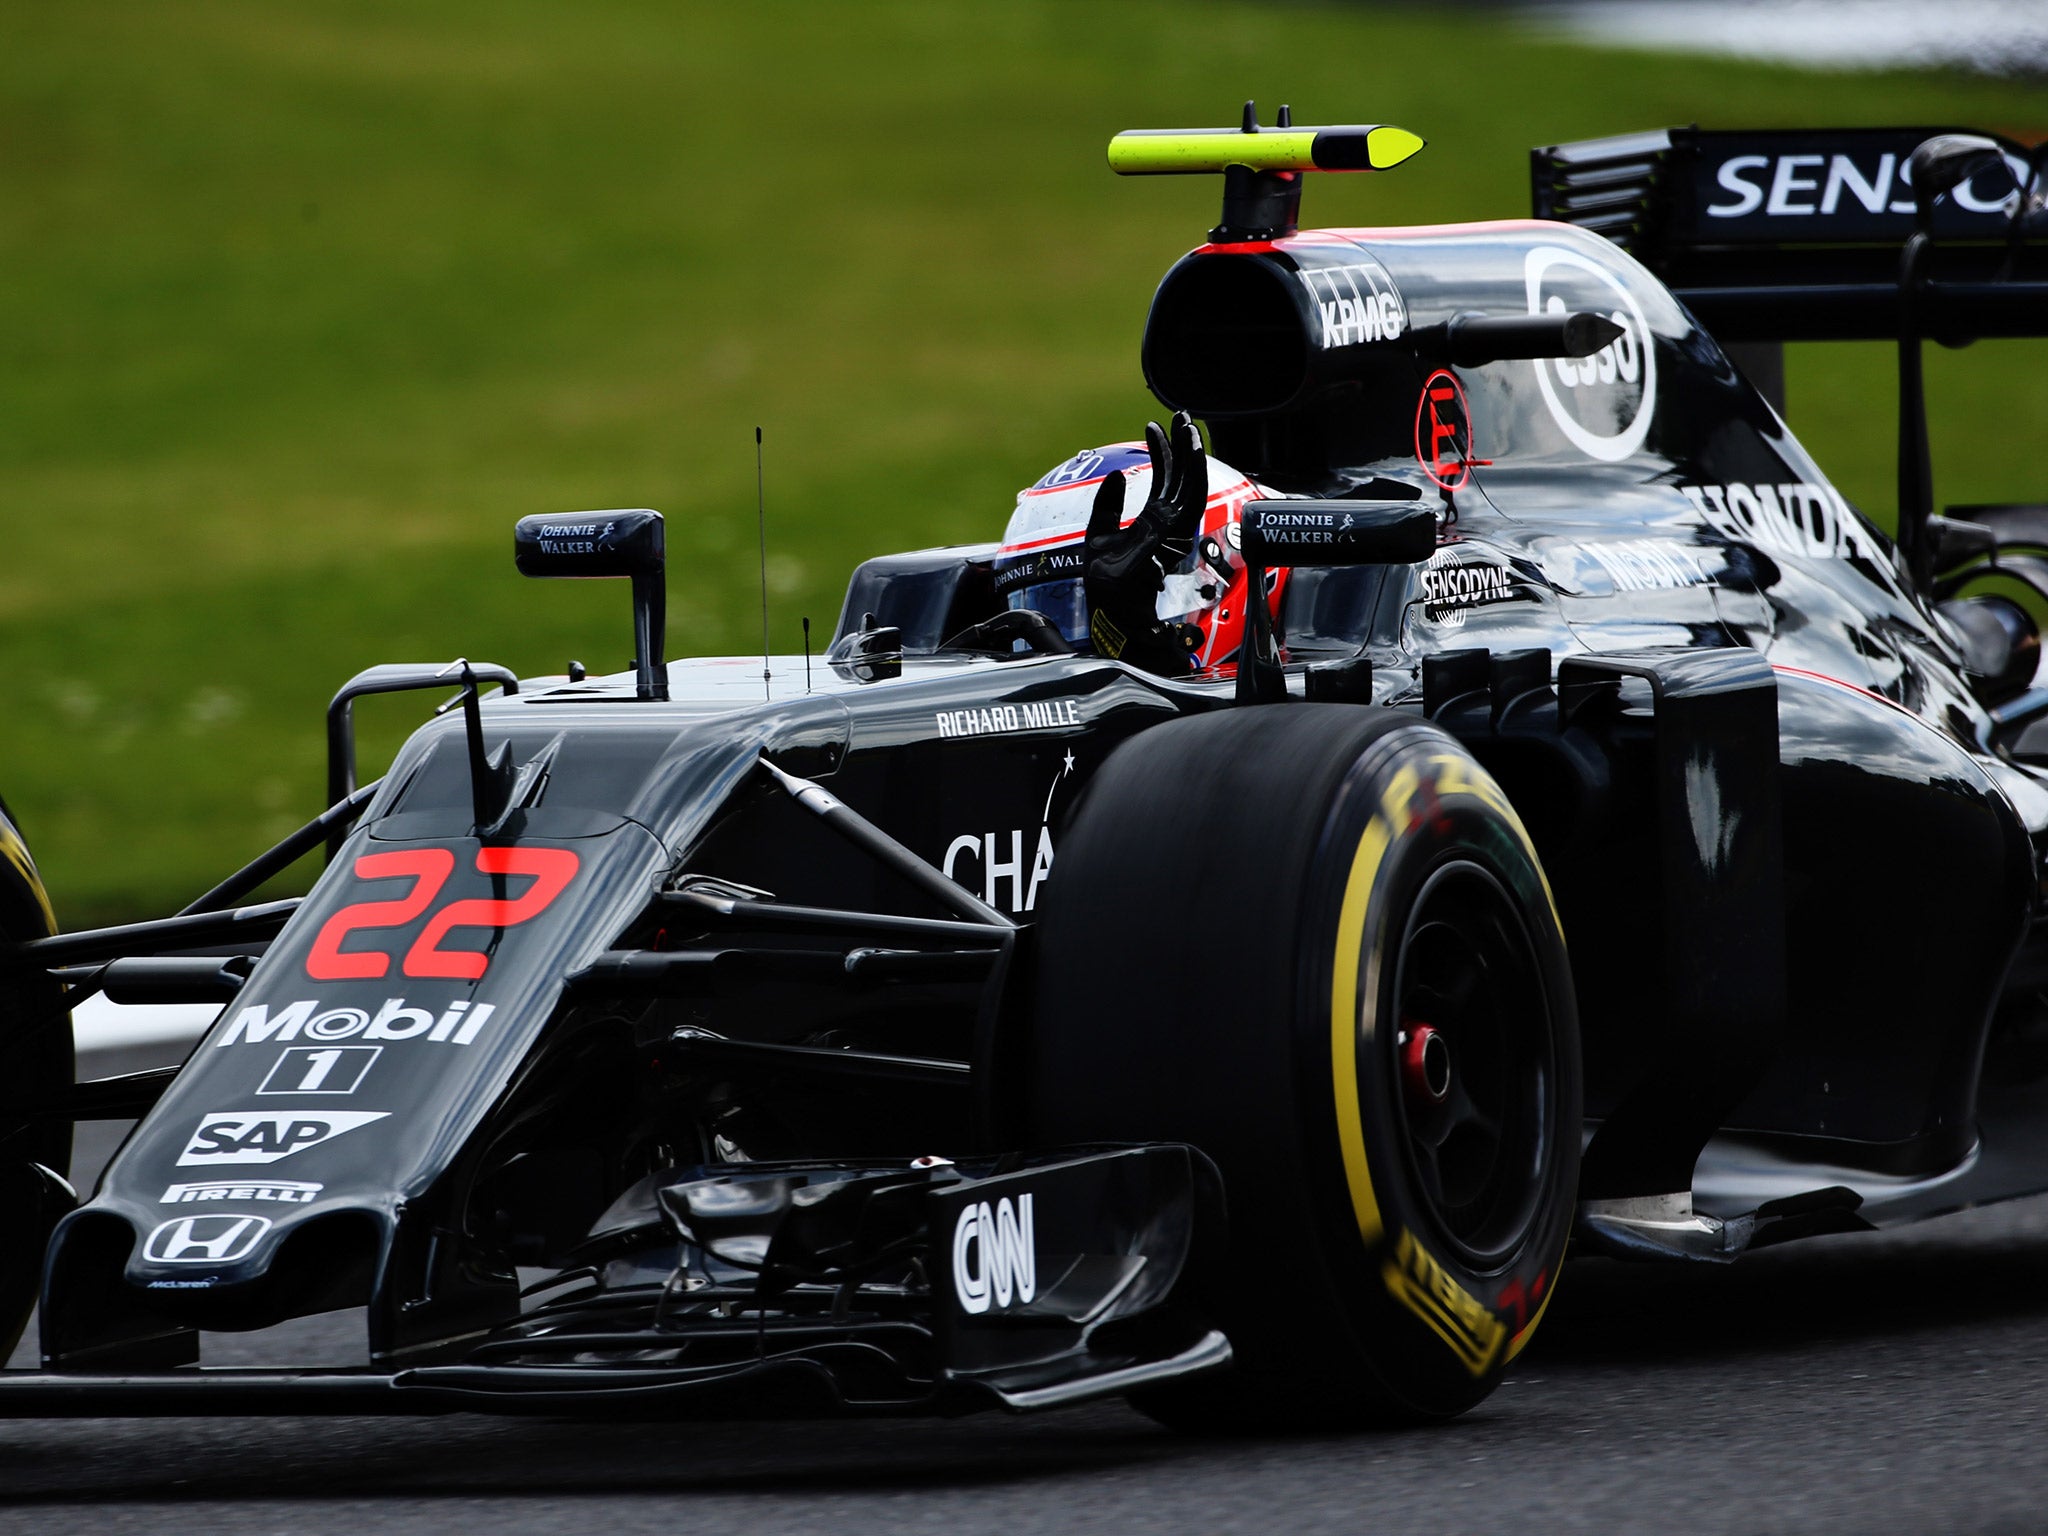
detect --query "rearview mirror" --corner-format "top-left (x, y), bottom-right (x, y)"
top-left (1443, 310), bottom-right (1623, 367)
top-left (1241, 499), bottom-right (1438, 567)
top-left (514, 509), bottom-right (668, 700)
top-left (1909, 134), bottom-right (2015, 233)
top-left (514, 509), bottom-right (665, 579)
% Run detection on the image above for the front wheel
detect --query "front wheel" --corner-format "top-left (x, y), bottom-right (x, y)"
top-left (1020, 705), bottom-right (1579, 1428)
top-left (0, 804), bottom-right (71, 1360)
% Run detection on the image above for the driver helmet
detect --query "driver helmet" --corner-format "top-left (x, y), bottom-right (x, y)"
top-left (993, 442), bottom-right (1283, 668)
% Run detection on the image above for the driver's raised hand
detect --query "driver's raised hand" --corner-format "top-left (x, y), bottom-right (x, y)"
top-left (1082, 411), bottom-right (1207, 675)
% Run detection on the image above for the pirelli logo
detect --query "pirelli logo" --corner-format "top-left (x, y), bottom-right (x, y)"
top-left (1383, 1229), bottom-right (1507, 1376)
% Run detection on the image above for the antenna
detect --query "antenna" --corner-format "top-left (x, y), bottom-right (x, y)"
top-left (756, 426), bottom-right (771, 701)
top-left (802, 615), bottom-right (813, 694)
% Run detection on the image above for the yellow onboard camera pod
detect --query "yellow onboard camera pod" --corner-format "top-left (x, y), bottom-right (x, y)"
top-left (1108, 124), bottom-right (1423, 176)
top-left (1108, 102), bottom-right (1423, 243)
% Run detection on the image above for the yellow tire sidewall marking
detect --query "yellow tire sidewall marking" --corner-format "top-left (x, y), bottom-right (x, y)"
top-left (1327, 744), bottom-right (1559, 1376)
top-left (0, 820), bottom-right (54, 935)
top-left (1330, 814), bottom-right (1391, 1249)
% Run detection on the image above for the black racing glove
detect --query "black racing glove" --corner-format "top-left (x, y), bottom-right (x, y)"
top-left (1083, 411), bottom-right (1207, 676)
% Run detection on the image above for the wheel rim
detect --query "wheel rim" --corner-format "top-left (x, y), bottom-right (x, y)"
top-left (1379, 858), bottom-right (1556, 1270)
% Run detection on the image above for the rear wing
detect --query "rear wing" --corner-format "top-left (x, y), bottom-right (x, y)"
top-left (1531, 127), bottom-right (2048, 341)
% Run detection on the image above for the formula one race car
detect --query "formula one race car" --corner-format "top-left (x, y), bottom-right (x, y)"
top-left (4, 108), bottom-right (2048, 1431)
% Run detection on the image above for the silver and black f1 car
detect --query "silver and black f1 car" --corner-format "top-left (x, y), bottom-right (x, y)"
top-left (5, 109), bottom-right (2048, 1430)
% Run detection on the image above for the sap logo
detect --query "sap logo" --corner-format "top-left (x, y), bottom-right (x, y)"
top-left (1707, 151), bottom-right (2024, 221)
top-left (177, 1111), bottom-right (389, 1167)
top-left (215, 997), bottom-right (495, 1048)
top-left (160, 1180), bottom-right (322, 1205)
top-left (1298, 259), bottom-right (1406, 348)
top-left (1525, 247), bottom-right (1656, 464)
top-left (142, 1214), bottom-right (272, 1265)
top-left (944, 828), bottom-right (1055, 913)
top-left (952, 1193), bottom-right (1037, 1314)
top-left (1680, 482), bottom-right (1869, 562)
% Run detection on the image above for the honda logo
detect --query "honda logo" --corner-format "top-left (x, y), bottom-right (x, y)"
top-left (952, 1193), bottom-right (1037, 1314)
top-left (143, 1214), bottom-right (272, 1265)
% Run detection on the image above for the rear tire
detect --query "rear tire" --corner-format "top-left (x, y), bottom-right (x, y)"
top-left (1021, 705), bottom-right (1578, 1428)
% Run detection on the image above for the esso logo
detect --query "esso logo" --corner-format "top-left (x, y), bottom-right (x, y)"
top-left (1524, 246), bottom-right (1657, 464)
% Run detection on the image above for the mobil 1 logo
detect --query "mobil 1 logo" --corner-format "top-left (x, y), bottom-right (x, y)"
top-left (257, 1045), bottom-right (380, 1095)
top-left (214, 996), bottom-right (495, 1048)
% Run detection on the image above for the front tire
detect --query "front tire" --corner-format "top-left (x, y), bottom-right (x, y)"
top-left (0, 806), bottom-right (71, 1360)
top-left (1021, 705), bottom-right (1579, 1428)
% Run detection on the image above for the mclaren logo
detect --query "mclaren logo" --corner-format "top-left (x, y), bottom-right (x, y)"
top-left (143, 1214), bottom-right (272, 1265)
top-left (952, 1193), bottom-right (1037, 1314)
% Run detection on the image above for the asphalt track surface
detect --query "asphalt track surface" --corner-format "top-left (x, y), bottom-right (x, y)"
top-left (7, 1124), bottom-right (2048, 1534)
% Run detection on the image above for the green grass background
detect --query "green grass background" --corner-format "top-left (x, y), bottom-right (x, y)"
top-left (3, 0), bottom-right (2044, 924)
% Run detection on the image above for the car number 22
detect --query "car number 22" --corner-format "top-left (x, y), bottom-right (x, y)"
top-left (305, 847), bottom-right (580, 982)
